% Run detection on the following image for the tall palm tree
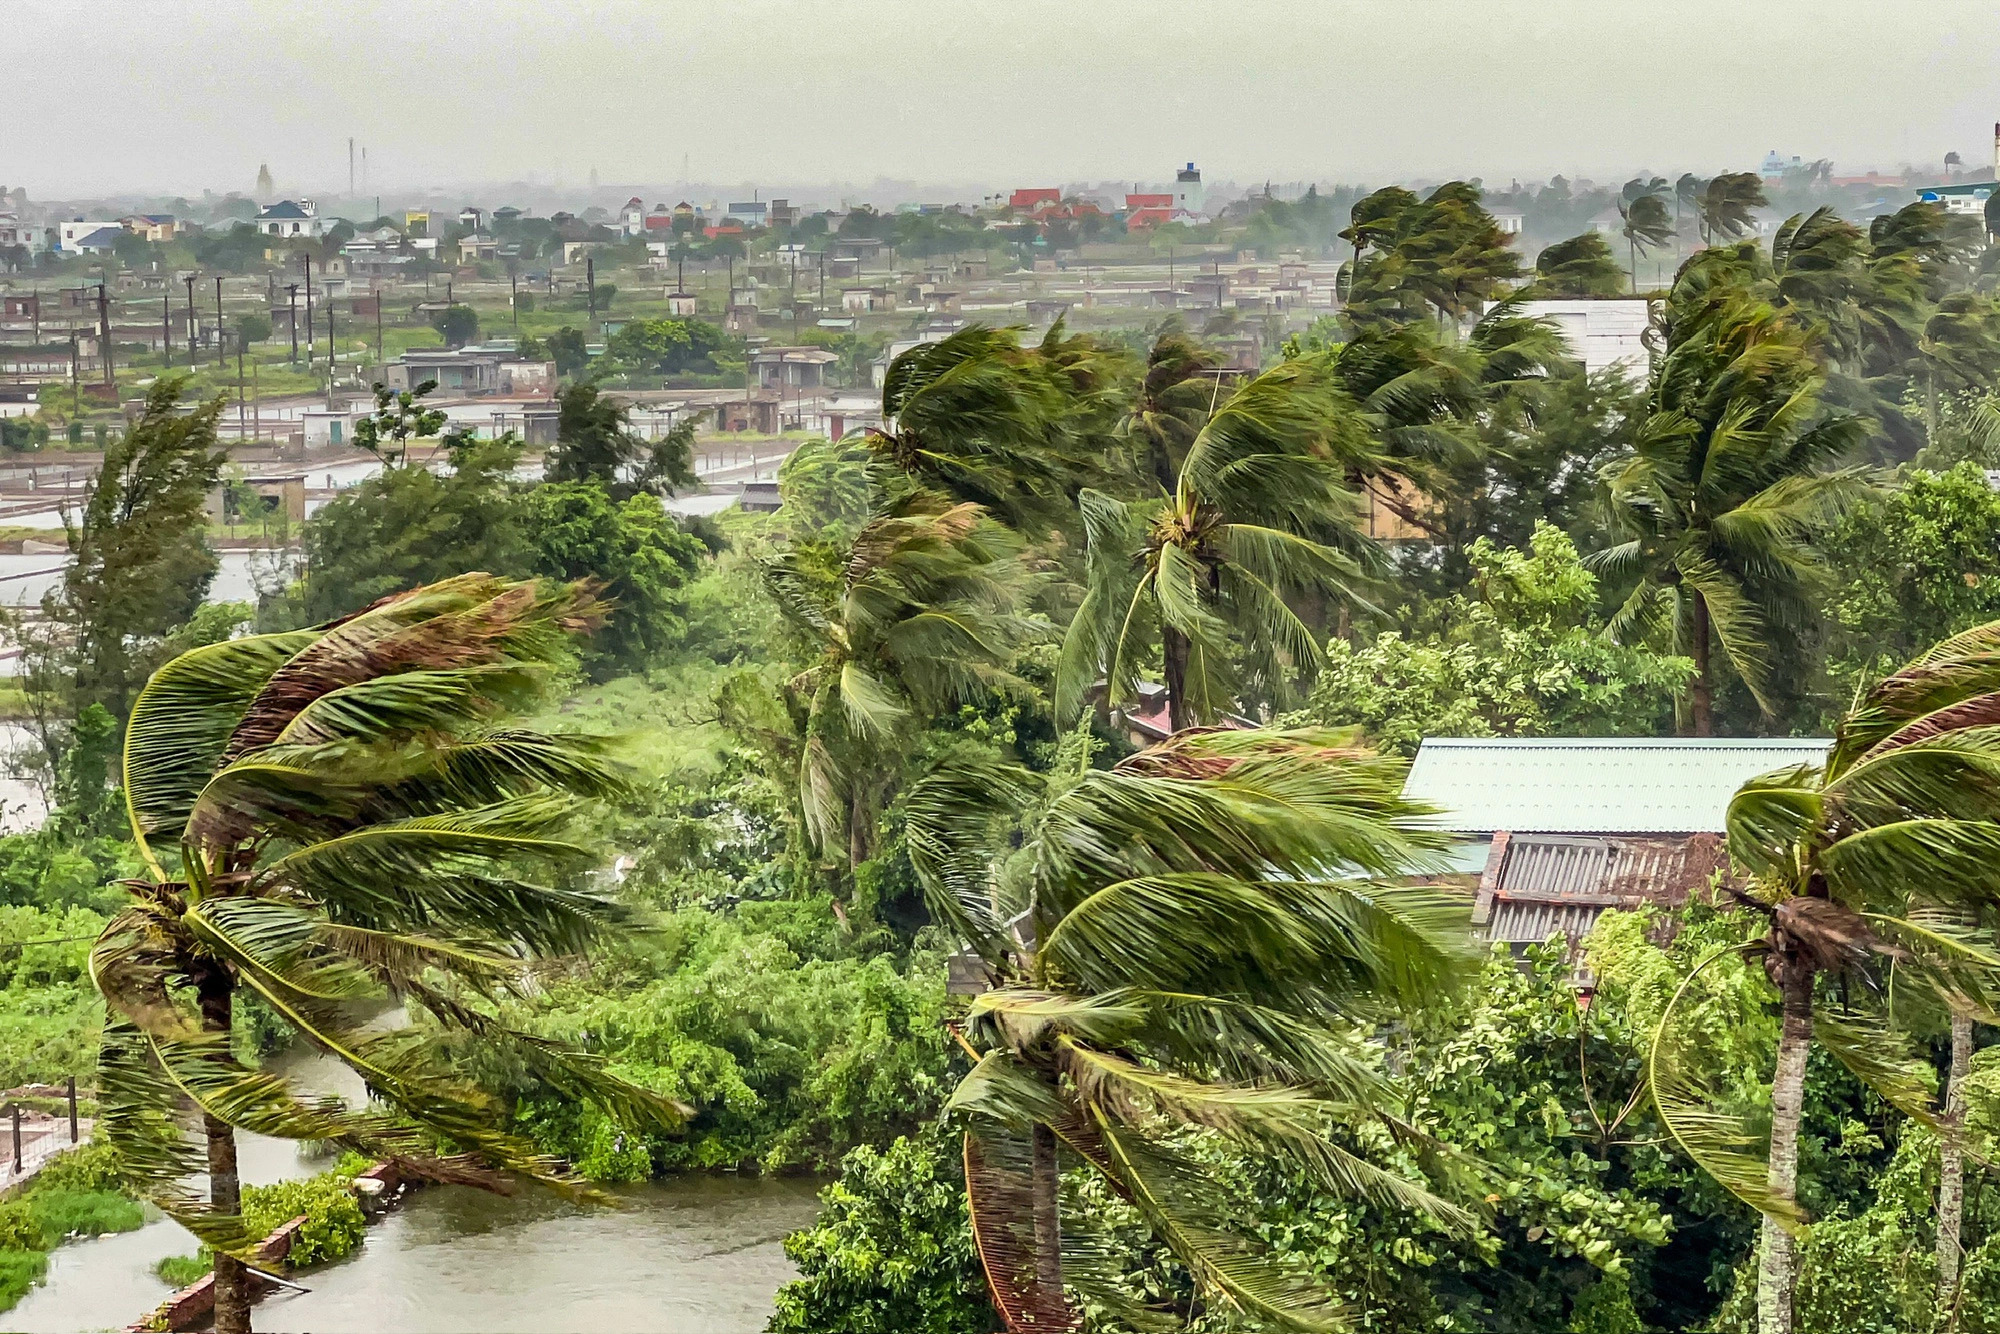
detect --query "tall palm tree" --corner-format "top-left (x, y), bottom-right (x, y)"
top-left (1698, 172), bottom-right (1769, 247)
top-left (910, 727), bottom-right (1473, 1331)
top-left (1058, 358), bottom-right (1378, 732)
top-left (1653, 619), bottom-right (2000, 1334)
top-left (865, 324), bottom-right (1123, 528)
top-left (1599, 279), bottom-right (1872, 734)
top-left (1121, 319), bottom-right (1223, 493)
top-left (95, 575), bottom-right (684, 1334)
top-left (1619, 179), bottom-right (1675, 292)
top-left (763, 493), bottom-right (1041, 870)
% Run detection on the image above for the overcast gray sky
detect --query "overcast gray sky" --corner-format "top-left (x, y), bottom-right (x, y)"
top-left (10, 0), bottom-right (2000, 200)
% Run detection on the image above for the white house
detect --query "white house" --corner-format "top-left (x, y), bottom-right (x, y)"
top-left (1515, 298), bottom-right (1653, 378)
top-left (0, 214), bottom-right (47, 256)
top-left (257, 200), bottom-right (322, 239)
top-left (1914, 182), bottom-right (1996, 217)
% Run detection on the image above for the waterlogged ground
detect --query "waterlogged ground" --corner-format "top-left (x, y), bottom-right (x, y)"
top-left (11, 1049), bottom-right (822, 1334)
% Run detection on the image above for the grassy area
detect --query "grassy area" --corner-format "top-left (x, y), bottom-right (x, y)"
top-left (0, 1140), bottom-right (146, 1313)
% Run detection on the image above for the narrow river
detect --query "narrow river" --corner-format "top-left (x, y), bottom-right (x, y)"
top-left (10, 1052), bottom-right (824, 1334)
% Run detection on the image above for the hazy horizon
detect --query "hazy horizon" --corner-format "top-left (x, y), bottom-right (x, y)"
top-left (10, 0), bottom-right (2000, 203)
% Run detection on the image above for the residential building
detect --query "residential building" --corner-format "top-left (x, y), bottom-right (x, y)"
top-left (68, 226), bottom-right (124, 256)
top-left (665, 291), bottom-right (699, 316)
top-left (458, 233), bottom-right (499, 262)
top-left (768, 199), bottom-right (799, 230)
top-left (726, 201), bottom-right (768, 228)
top-left (1516, 299), bottom-right (1652, 378)
top-left (492, 206), bottom-right (524, 226)
top-left (257, 199), bottom-right (322, 238)
top-left (1914, 181), bottom-right (1997, 216)
top-left (382, 347), bottom-right (555, 396)
top-left (750, 346), bottom-right (839, 389)
top-left (621, 197), bottom-right (646, 237)
top-left (458, 206), bottom-right (484, 231)
top-left (118, 214), bottom-right (178, 242)
top-left (58, 219), bottom-right (107, 250)
top-left (0, 214), bottom-right (45, 256)
top-left (1490, 210), bottom-right (1525, 235)
top-left (1009, 187), bottom-right (1061, 212)
top-left (405, 210), bottom-right (431, 237)
top-left (840, 286), bottom-right (896, 313)
top-left (1401, 736), bottom-right (1832, 956)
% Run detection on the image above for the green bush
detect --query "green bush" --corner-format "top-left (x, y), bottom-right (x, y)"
top-left (153, 1250), bottom-right (210, 1288)
top-left (29, 1139), bottom-right (126, 1195)
top-left (240, 1172), bottom-right (366, 1267)
top-left (0, 1202), bottom-right (42, 1252)
top-left (0, 1249), bottom-right (46, 1310)
top-left (28, 1189), bottom-right (141, 1243)
top-left (769, 1129), bottom-right (995, 1334)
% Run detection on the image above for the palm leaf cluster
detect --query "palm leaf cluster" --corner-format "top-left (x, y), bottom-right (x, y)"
top-left (868, 324), bottom-right (1126, 526)
top-left (1651, 619), bottom-right (2000, 1321)
top-left (763, 494), bottom-right (1043, 865)
top-left (1600, 275), bottom-right (1872, 729)
top-left (915, 728), bottom-right (1474, 1331)
top-left (1058, 357), bottom-right (1380, 732)
top-left (95, 574), bottom-right (685, 1254)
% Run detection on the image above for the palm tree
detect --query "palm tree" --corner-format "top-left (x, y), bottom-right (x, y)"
top-left (1121, 319), bottom-right (1222, 493)
top-left (1599, 279), bottom-right (1872, 734)
top-left (910, 727), bottom-right (1473, 1330)
top-left (865, 324), bottom-right (1119, 527)
top-left (1654, 619), bottom-right (2000, 1334)
top-left (763, 493), bottom-right (1041, 870)
top-left (1698, 172), bottom-right (1769, 247)
top-left (1618, 179), bottom-right (1675, 291)
top-left (94, 575), bottom-right (684, 1334)
top-left (1529, 232), bottom-right (1627, 298)
top-left (1058, 357), bottom-right (1378, 732)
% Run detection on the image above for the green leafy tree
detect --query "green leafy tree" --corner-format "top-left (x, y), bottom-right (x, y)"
top-left (1293, 523), bottom-right (1690, 753)
top-left (94, 576), bottom-right (685, 1334)
top-left (1531, 233), bottom-right (1628, 298)
top-left (232, 313), bottom-right (272, 347)
top-left (32, 377), bottom-right (224, 726)
top-left (351, 379), bottom-right (447, 466)
top-left (431, 303), bottom-right (478, 348)
top-left (543, 383), bottom-right (698, 498)
top-left (523, 484), bottom-right (705, 676)
top-left (1342, 181), bottom-right (1524, 326)
top-left (1121, 320), bottom-right (1221, 493)
top-left (297, 437), bottom-right (529, 622)
top-left (1059, 357), bottom-right (1376, 731)
top-left (602, 317), bottom-right (725, 378)
top-left (912, 728), bottom-right (1471, 1330)
top-left (1599, 276), bottom-right (1872, 734)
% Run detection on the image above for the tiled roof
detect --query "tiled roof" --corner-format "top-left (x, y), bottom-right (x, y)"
top-left (258, 201), bottom-right (310, 219)
top-left (1403, 736), bottom-right (1832, 834)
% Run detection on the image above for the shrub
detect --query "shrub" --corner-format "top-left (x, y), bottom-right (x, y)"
top-left (0, 1202), bottom-right (42, 1252)
top-left (240, 1172), bottom-right (366, 1267)
top-left (0, 1249), bottom-right (46, 1310)
top-left (769, 1129), bottom-right (995, 1334)
top-left (154, 1250), bottom-right (210, 1287)
top-left (28, 1189), bottom-right (142, 1242)
top-left (29, 1139), bottom-right (127, 1195)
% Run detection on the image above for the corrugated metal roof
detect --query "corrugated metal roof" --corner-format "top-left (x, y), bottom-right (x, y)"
top-left (1404, 737), bottom-right (1832, 834)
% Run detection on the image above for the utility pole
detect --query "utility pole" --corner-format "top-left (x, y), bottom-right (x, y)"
top-left (508, 261), bottom-right (519, 333)
top-left (214, 274), bottom-right (225, 367)
top-left (303, 253), bottom-right (315, 370)
top-left (162, 292), bottom-right (172, 369)
top-left (586, 256), bottom-right (596, 330)
top-left (375, 284), bottom-right (384, 373)
top-left (68, 331), bottom-right (78, 397)
top-left (236, 334), bottom-right (246, 437)
top-left (183, 272), bottom-right (197, 363)
top-left (95, 282), bottom-right (113, 393)
top-left (326, 298), bottom-right (337, 407)
top-left (286, 283), bottom-right (299, 364)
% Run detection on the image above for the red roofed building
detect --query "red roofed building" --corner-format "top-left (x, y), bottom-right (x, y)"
top-left (1125, 192), bottom-right (1173, 211)
top-left (1010, 187), bottom-right (1061, 211)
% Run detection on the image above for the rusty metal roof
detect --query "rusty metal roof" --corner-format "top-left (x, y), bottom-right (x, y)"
top-left (1478, 832), bottom-right (1728, 950)
top-left (1405, 737), bottom-right (1831, 834)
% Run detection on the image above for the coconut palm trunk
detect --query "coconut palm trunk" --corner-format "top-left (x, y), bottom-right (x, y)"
top-left (1161, 625), bottom-right (1193, 733)
top-left (1940, 1010), bottom-right (1975, 1314)
top-left (1030, 1124), bottom-right (1061, 1296)
top-left (196, 968), bottom-right (250, 1334)
top-left (1758, 964), bottom-right (1814, 1334)
top-left (1689, 594), bottom-right (1714, 737)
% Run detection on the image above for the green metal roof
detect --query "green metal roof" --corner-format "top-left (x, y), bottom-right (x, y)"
top-left (1403, 737), bottom-right (1832, 835)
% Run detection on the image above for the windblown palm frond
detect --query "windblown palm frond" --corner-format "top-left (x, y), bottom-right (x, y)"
top-left (95, 575), bottom-right (685, 1271)
top-left (922, 729), bottom-right (1474, 1331)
